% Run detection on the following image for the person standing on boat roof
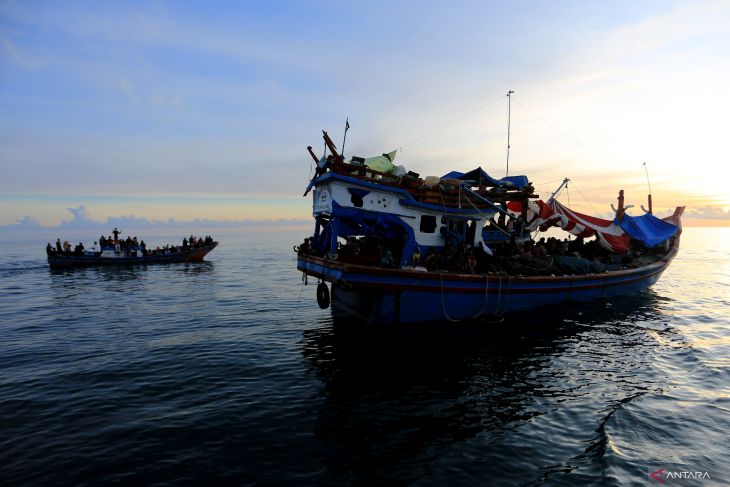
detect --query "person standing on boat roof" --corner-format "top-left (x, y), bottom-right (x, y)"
top-left (112, 228), bottom-right (121, 241)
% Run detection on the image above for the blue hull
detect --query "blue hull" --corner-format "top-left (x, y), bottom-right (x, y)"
top-left (297, 244), bottom-right (678, 324)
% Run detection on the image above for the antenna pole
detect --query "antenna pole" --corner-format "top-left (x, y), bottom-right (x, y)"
top-left (341, 117), bottom-right (350, 159)
top-left (506, 90), bottom-right (514, 177)
top-left (643, 161), bottom-right (653, 214)
top-left (642, 161), bottom-right (653, 195)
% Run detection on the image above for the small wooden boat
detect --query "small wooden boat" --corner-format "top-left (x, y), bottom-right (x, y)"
top-left (48, 238), bottom-right (218, 268)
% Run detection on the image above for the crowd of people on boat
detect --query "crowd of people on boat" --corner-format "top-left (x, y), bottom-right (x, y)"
top-left (296, 232), bottom-right (673, 277)
top-left (46, 239), bottom-right (87, 257)
top-left (46, 228), bottom-right (216, 258)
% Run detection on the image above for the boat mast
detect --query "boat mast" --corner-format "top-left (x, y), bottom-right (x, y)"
top-left (506, 90), bottom-right (514, 177)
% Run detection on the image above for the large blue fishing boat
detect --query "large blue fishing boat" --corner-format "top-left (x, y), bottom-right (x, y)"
top-left (296, 130), bottom-right (683, 324)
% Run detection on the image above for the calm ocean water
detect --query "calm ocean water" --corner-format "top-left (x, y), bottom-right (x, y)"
top-left (1, 226), bottom-right (728, 486)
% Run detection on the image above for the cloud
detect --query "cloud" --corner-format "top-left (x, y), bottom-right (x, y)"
top-left (11, 215), bottom-right (43, 228)
top-left (0, 205), bottom-right (308, 234)
top-left (686, 206), bottom-right (730, 221)
top-left (63, 205), bottom-right (94, 224)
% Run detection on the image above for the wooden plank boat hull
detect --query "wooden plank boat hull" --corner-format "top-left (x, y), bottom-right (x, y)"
top-left (297, 239), bottom-right (678, 324)
top-left (47, 243), bottom-right (218, 268)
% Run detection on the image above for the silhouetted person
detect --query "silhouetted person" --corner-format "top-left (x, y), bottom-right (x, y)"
top-left (112, 227), bottom-right (121, 241)
top-left (46, 243), bottom-right (54, 256)
top-left (56, 238), bottom-right (62, 253)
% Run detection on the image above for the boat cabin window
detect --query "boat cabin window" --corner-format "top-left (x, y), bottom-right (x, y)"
top-left (351, 194), bottom-right (364, 207)
top-left (419, 215), bottom-right (437, 233)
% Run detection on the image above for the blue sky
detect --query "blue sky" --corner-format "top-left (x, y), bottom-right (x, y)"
top-left (2, 0), bottom-right (729, 227)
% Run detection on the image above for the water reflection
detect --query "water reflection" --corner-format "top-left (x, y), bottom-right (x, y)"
top-left (47, 262), bottom-right (217, 306)
top-left (48, 261), bottom-right (215, 280)
top-left (301, 294), bottom-right (685, 484)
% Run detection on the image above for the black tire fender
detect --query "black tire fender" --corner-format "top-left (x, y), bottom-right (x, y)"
top-left (316, 282), bottom-right (330, 309)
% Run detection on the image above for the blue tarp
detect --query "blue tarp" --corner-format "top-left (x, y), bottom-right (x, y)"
top-left (617, 213), bottom-right (678, 248)
top-left (441, 167), bottom-right (529, 190)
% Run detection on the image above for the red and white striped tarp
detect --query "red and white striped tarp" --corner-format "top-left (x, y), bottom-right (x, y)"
top-left (507, 199), bottom-right (630, 252)
top-left (547, 200), bottom-right (630, 252)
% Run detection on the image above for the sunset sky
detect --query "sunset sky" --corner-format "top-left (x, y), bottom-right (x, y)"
top-left (2, 0), bottom-right (729, 228)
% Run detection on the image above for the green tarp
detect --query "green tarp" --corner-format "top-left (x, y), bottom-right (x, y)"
top-left (364, 150), bottom-right (398, 173)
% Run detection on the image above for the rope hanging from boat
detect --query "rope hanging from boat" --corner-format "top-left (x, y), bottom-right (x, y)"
top-left (495, 273), bottom-right (502, 315)
top-left (504, 275), bottom-right (512, 314)
top-left (289, 279), bottom-right (307, 321)
top-left (438, 272), bottom-right (493, 322)
top-left (461, 189), bottom-right (511, 237)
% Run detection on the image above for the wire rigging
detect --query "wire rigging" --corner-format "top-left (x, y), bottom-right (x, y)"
top-left (643, 162), bottom-right (653, 195)
top-left (534, 177), bottom-right (569, 187)
top-left (398, 93), bottom-right (505, 150)
top-left (511, 97), bottom-right (639, 169)
top-left (568, 180), bottom-right (599, 215)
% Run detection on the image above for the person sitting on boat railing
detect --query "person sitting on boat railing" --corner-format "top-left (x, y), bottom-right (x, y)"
top-left (532, 241), bottom-right (547, 258)
top-left (378, 245), bottom-right (394, 268)
top-left (451, 241), bottom-right (470, 272)
top-left (411, 246), bottom-right (421, 267)
top-left (466, 245), bottom-right (477, 273)
top-left (473, 242), bottom-right (489, 272)
top-left (442, 244), bottom-right (457, 270)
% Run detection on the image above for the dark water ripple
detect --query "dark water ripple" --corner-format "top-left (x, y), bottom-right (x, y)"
top-left (1, 227), bottom-right (729, 485)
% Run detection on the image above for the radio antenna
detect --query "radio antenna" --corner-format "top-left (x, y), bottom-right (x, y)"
top-left (506, 90), bottom-right (514, 177)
